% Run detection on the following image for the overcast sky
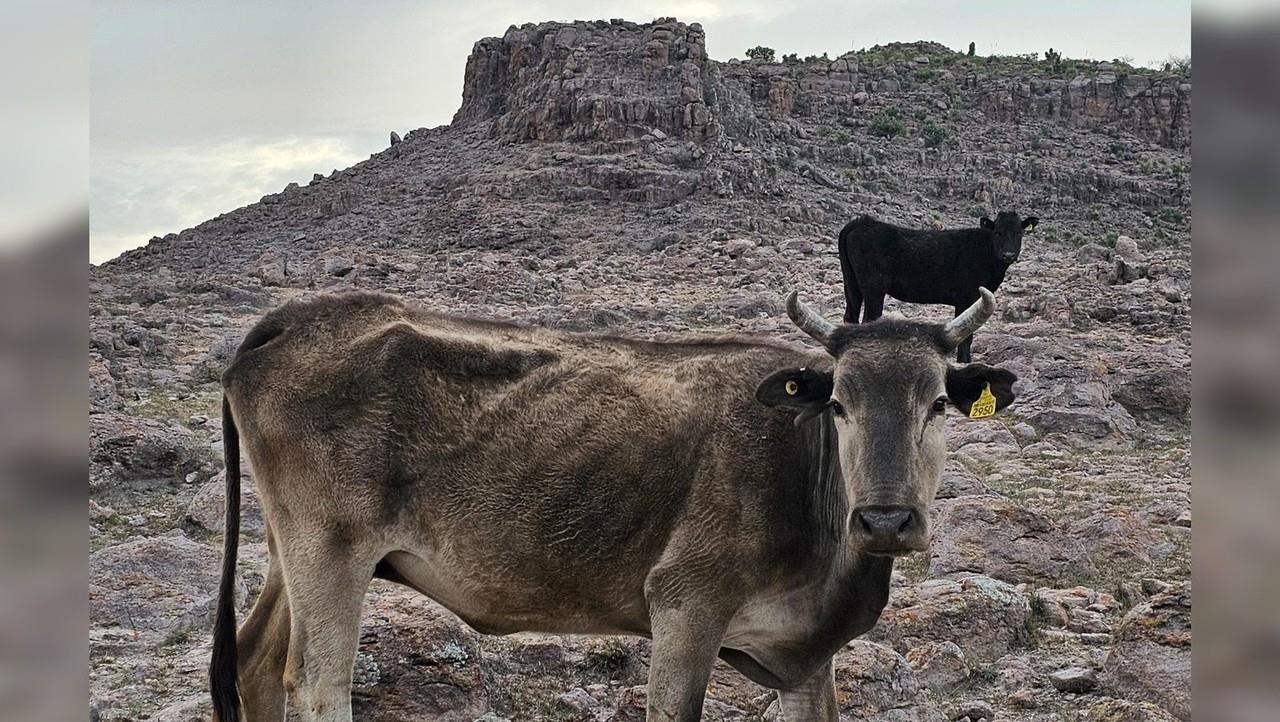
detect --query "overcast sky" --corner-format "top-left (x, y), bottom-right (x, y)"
top-left (87, 0), bottom-right (1190, 264)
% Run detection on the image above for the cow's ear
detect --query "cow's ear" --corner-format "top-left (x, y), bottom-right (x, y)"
top-left (756, 367), bottom-right (833, 409)
top-left (945, 364), bottom-right (1017, 417)
top-left (980, 216), bottom-right (994, 230)
top-left (1022, 216), bottom-right (1039, 232)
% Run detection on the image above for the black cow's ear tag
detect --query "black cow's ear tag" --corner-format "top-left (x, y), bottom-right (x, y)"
top-left (968, 383), bottom-right (998, 419)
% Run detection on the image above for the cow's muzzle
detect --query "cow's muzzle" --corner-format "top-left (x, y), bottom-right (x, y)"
top-left (851, 505), bottom-right (928, 556)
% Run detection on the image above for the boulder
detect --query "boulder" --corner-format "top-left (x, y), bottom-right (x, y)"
top-left (252, 250), bottom-right (290, 286)
top-left (90, 353), bottom-right (122, 411)
top-left (191, 332), bottom-right (242, 383)
top-left (89, 532), bottom-right (224, 634)
top-left (929, 495), bottom-right (1097, 585)
top-left (353, 592), bottom-right (489, 721)
top-left (833, 641), bottom-right (945, 722)
top-left (1049, 666), bottom-right (1099, 693)
top-left (1111, 366), bottom-right (1190, 422)
top-left (1102, 583), bottom-right (1191, 720)
top-left (90, 413), bottom-right (214, 486)
top-left (904, 640), bottom-right (969, 692)
top-left (871, 573), bottom-right (1032, 662)
top-left (1111, 236), bottom-right (1148, 284)
top-left (1068, 508), bottom-right (1173, 570)
top-left (186, 469), bottom-right (265, 539)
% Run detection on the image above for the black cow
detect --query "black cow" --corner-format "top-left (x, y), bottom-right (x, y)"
top-left (837, 211), bottom-right (1038, 362)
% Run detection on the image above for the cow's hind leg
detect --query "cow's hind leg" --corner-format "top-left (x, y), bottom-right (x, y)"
top-left (777, 659), bottom-right (838, 722)
top-left (841, 275), bottom-right (863, 324)
top-left (277, 531), bottom-right (378, 722)
top-left (838, 244), bottom-right (863, 323)
top-left (861, 290), bottom-right (886, 322)
top-left (236, 548), bottom-right (290, 721)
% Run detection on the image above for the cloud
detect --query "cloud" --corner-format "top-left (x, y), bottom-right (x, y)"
top-left (90, 133), bottom-right (381, 264)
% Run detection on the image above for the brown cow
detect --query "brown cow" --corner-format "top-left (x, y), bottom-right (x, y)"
top-left (210, 288), bottom-right (1016, 722)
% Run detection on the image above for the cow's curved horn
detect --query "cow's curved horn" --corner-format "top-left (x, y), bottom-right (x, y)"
top-left (786, 290), bottom-right (836, 347)
top-left (943, 287), bottom-right (996, 348)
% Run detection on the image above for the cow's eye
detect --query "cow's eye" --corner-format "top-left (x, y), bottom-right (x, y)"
top-left (932, 397), bottom-right (948, 414)
top-left (830, 400), bottom-right (845, 417)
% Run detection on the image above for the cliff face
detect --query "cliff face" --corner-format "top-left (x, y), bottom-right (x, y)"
top-left (91, 19), bottom-right (1190, 722)
top-left (454, 19), bottom-right (719, 144)
top-left (455, 24), bottom-right (1189, 150)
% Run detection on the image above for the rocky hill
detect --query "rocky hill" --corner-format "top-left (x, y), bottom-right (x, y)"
top-left (90, 18), bottom-right (1191, 722)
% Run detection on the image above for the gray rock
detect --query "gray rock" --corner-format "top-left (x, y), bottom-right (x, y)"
top-left (322, 255), bottom-right (356, 277)
top-left (186, 469), bottom-right (265, 539)
top-left (253, 250), bottom-right (290, 286)
top-left (834, 641), bottom-right (945, 722)
top-left (89, 532), bottom-right (224, 634)
top-left (929, 495), bottom-right (1097, 585)
top-left (947, 699), bottom-right (994, 721)
top-left (556, 687), bottom-right (599, 714)
top-left (1103, 584), bottom-right (1191, 719)
top-left (90, 413), bottom-right (215, 485)
top-left (724, 238), bottom-right (756, 258)
top-left (1049, 666), bottom-right (1099, 693)
top-left (905, 640), bottom-right (969, 692)
top-left (90, 353), bottom-right (121, 411)
top-left (1068, 508), bottom-right (1173, 570)
top-left (872, 573), bottom-right (1031, 662)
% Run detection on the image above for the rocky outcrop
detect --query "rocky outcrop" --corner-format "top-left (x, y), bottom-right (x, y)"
top-left (455, 19), bottom-right (720, 144)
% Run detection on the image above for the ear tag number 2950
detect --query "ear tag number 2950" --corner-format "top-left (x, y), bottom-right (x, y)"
top-left (968, 383), bottom-right (997, 419)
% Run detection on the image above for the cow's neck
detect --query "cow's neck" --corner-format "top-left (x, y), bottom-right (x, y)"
top-left (819, 543), bottom-right (895, 643)
top-left (988, 259), bottom-right (1011, 290)
top-left (797, 414), bottom-right (895, 641)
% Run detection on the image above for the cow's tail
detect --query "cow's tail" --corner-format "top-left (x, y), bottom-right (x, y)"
top-left (210, 395), bottom-right (242, 722)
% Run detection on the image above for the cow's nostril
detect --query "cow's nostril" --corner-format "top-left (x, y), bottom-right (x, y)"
top-left (857, 513), bottom-right (875, 534)
top-left (855, 507), bottom-right (915, 536)
top-left (897, 510), bottom-right (914, 533)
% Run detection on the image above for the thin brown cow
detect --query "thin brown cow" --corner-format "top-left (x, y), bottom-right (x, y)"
top-left (210, 288), bottom-right (1016, 721)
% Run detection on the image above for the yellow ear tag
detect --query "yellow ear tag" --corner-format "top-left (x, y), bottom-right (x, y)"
top-left (968, 383), bottom-right (998, 419)
top-left (785, 380), bottom-right (799, 396)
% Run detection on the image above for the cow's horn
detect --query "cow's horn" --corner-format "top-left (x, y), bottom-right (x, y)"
top-left (943, 287), bottom-right (996, 348)
top-left (786, 290), bottom-right (836, 347)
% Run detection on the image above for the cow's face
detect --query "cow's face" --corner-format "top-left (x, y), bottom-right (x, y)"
top-left (980, 211), bottom-right (1038, 265)
top-left (758, 289), bottom-right (1017, 556)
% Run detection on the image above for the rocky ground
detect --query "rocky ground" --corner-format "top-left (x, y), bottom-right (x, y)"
top-left (89, 19), bottom-right (1190, 722)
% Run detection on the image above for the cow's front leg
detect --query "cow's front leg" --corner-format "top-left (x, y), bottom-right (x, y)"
top-left (646, 605), bottom-right (729, 721)
top-left (777, 659), bottom-right (838, 722)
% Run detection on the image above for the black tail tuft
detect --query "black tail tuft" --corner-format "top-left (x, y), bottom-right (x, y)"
top-left (210, 395), bottom-right (242, 721)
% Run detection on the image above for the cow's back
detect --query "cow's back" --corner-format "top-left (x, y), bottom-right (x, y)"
top-left (840, 218), bottom-right (971, 305)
